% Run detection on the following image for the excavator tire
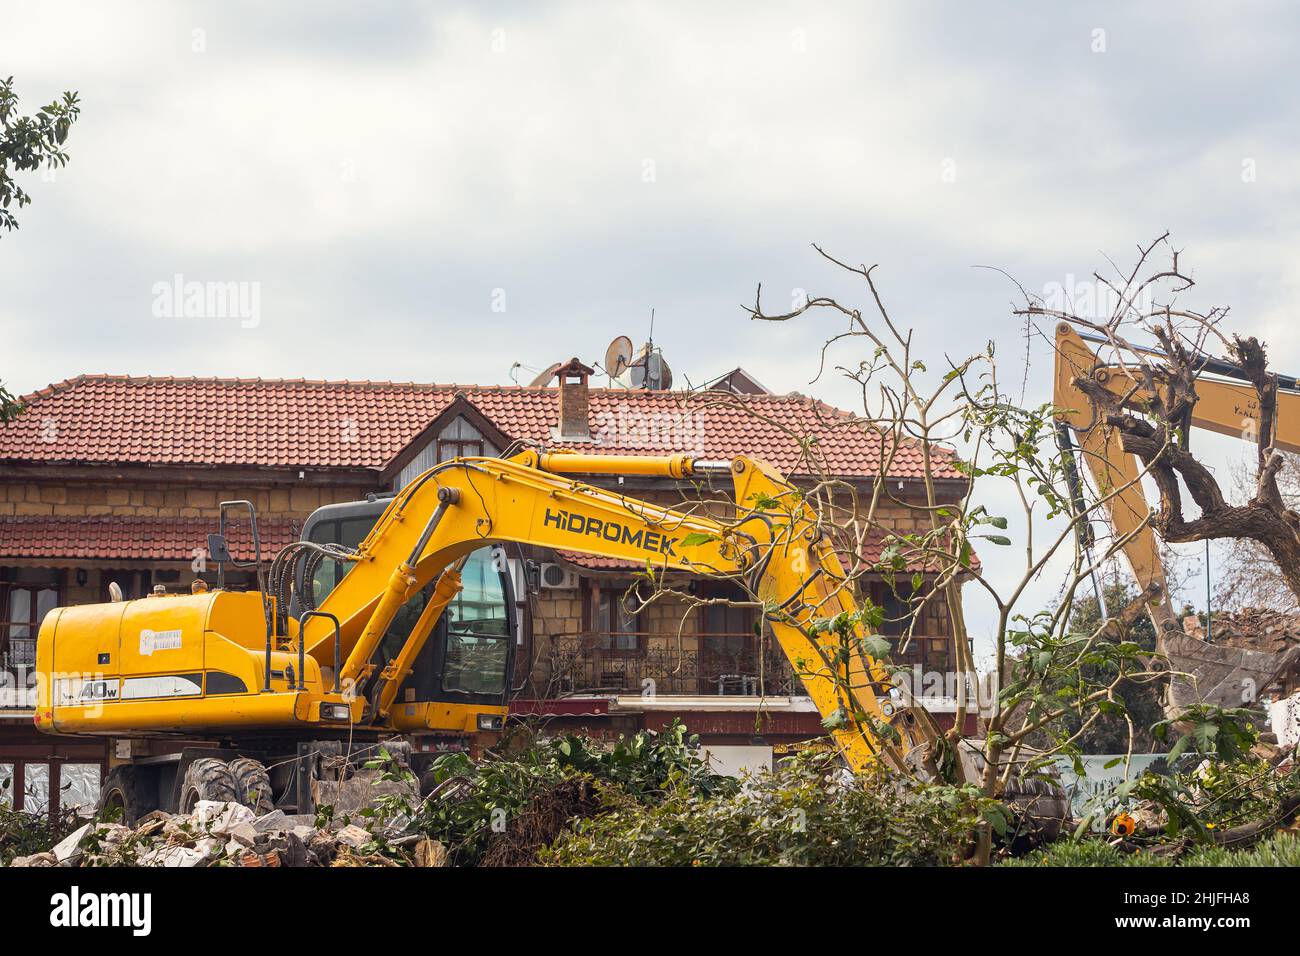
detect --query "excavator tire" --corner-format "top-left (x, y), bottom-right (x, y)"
top-left (179, 757), bottom-right (241, 813)
top-left (229, 757), bottom-right (275, 815)
top-left (97, 765), bottom-right (151, 826)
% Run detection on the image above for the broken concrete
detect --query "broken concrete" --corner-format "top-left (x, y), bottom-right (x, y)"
top-left (7, 794), bottom-right (421, 868)
top-left (51, 822), bottom-right (92, 865)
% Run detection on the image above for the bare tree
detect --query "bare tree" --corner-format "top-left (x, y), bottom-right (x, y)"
top-left (1216, 453), bottom-right (1300, 612)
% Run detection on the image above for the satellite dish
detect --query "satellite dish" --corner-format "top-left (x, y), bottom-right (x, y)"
top-left (604, 335), bottom-right (634, 379)
top-left (627, 347), bottom-right (672, 390)
top-left (528, 362), bottom-right (562, 387)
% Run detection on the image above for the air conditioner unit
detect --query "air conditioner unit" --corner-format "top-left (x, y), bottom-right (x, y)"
top-left (539, 562), bottom-right (578, 590)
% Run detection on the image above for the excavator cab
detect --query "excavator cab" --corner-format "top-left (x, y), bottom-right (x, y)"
top-left (298, 496), bottom-right (517, 747)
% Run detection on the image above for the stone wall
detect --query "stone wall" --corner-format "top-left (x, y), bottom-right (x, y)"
top-left (0, 480), bottom-right (373, 521)
top-left (519, 479), bottom-right (969, 695)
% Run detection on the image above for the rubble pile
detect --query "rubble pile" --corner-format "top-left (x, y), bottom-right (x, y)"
top-left (1204, 608), bottom-right (1300, 656)
top-left (7, 800), bottom-right (447, 868)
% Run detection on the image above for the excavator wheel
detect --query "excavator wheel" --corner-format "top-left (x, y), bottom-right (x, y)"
top-left (179, 757), bottom-right (241, 813)
top-left (97, 765), bottom-right (150, 826)
top-left (229, 757), bottom-right (275, 815)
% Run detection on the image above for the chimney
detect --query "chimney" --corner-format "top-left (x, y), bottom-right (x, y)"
top-left (553, 357), bottom-right (595, 440)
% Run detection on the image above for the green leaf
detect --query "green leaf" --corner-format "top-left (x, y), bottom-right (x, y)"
top-left (1167, 733), bottom-right (1190, 763)
top-left (862, 634), bottom-right (892, 660)
top-left (821, 707), bottom-right (848, 730)
top-left (679, 532), bottom-right (717, 548)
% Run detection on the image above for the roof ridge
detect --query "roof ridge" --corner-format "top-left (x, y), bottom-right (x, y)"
top-left (21, 374), bottom-right (825, 402)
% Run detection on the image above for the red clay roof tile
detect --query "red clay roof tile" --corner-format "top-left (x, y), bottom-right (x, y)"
top-left (0, 515), bottom-right (298, 562)
top-left (0, 374), bottom-right (963, 480)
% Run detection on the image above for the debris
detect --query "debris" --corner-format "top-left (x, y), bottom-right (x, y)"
top-left (7, 795), bottom-right (398, 868)
top-left (1163, 607), bottom-right (1300, 713)
top-left (10, 852), bottom-right (58, 867)
top-left (194, 800), bottom-right (256, 837)
top-left (52, 822), bottom-right (92, 865)
top-left (479, 777), bottom-right (601, 867)
top-left (313, 768), bottom-right (418, 816)
top-left (139, 837), bottom-right (219, 868)
top-left (415, 838), bottom-right (448, 867)
top-left (334, 824), bottom-right (372, 850)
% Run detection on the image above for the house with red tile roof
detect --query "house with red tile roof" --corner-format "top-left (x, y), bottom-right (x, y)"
top-left (0, 365), bottom-right (970, 810)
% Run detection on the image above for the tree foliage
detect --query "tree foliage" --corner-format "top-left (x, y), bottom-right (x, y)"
top-left (1, 75), bottom-right (81, 422)
top-left (540, 750), bottom-right (994, 867)
top-left (0, 76), bottom-right (80, 235)
top-left (1055, 582), bottom-right (1166, 754)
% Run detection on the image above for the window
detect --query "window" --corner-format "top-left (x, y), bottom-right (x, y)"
top-left (436, 417), bottom-right (485, 462)
top-left (1, 569), bottom-right (60, 670)
top-left (0, 764), bottom-right (12, 808)
top-left (307, 515), bottom-right (378, 602)
top-left (442, 549), bottom-right (511, 695)
top-left (591, 587), bottom-right (640, 653)
top-left (698, 583), bottom-right (758, 687)
top-left (22, 763), bottom-right (49, 816)
top-left (869, 580), bottom-right (916, 637)
top-left (59, 764), bottom-right (102, 814)
top-left (100, 569), bottom-right (151, 602)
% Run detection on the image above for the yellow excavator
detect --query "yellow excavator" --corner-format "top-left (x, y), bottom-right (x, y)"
top-left (35, 449), bottom-right (939, 820)
top-left (1053, 322), bottom-right (1300, 711)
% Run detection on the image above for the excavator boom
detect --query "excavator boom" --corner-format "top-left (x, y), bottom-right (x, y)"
top-left (1053, 322), bottom-right (1295, 709)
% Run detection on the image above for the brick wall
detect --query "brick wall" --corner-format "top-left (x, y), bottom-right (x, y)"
top-left (0, 475), bottom-right (380, 615)
top-left (0, 480), bottom-right (373, 521)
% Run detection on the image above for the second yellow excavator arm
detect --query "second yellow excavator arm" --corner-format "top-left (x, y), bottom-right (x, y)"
top-left (300, 449), bottom-right (938, 775)
top-left (1054, 321), bottom-right (1300, 629)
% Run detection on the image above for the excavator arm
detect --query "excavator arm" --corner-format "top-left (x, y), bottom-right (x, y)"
top-left (1053, 323), bottom-right (1178, 629)
top-left (302, 449), bottom-right (937, 774)
top-left (1053, 322), bottom-right (1298, 708)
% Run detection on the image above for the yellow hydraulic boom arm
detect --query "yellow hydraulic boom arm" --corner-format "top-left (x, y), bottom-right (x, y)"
top-left (303, 449), bottom-right (937, 774)
top-left (1054, 321), bottom-right (1300, 632)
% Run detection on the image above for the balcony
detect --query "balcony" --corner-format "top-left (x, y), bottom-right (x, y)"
top-left (1, 634), bottom-right (35, 670)
top-left (1, 635), bottom-right (36, 711)
top-left (532, 631), bottom-right (956, 699)
top-left (535, 632), bottom-right (800, 698)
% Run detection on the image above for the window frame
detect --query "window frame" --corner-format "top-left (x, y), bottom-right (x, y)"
top-left (586, 583), bottom-right (642, 656)
top-left (1, 568), bottom-right (63, 670)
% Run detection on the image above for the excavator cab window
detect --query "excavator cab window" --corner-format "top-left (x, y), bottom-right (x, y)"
top-left (298, 499), bottom-right (516, 708)
top-left (305, 515), bottom-right (377, 601)
top-left (441, 553), bottom-right (511, 696)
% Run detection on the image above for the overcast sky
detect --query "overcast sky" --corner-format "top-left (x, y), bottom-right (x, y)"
top-left (4, 1), bottom-right (1298, 650)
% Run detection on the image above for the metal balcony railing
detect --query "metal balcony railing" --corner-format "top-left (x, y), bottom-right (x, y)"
top-left (535, 632), bottom-right (799, 698)
top-left (0, 634), bottom-right (36, 669)
top-left (532, 631), bottom-right (956, 699)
